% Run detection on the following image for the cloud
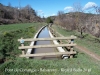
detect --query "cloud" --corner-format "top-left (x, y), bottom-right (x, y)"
top-left (83, 2), bottom-right (97, 10)
top-left (52, 14), bottom-right (56, 16)
top-left (44, 15), bottom-right (47, 17)
top-left (64, 6), bottom-right (74, 12)
top-left (38, 10), bottom-right (44, 14)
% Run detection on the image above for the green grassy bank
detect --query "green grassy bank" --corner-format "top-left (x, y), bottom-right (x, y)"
top-left (0, 23), bottom-right (100, 75)
top-left (52, 25), bottom-right (100, 56)
top-left (0, 22), bottom-right (45, 61)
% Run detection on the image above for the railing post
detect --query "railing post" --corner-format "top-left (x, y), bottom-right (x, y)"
top-left (20, 37), bottom-right (25, 55)
top-left (70, 35), bottom-right (74, 58)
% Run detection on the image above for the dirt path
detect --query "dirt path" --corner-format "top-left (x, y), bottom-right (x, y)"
top-left (75, 45), bottom-right (100, 61)
top-left (53, 29), bottom-right (100, 61)
top-left (53, 28), bottom-right (100, 61)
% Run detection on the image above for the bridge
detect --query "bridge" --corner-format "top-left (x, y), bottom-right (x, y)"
top-left (18, 26), bottom-right (77, 59)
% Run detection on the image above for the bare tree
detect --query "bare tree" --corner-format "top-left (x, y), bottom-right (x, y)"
top-left (94, 6), bottom-right (100, 37)
top-left (8, 2), bottom-right (11, 7)
top-left (57, 11), bottom-right (68, 28)
top-left (73, 2), bottom-right (86, 38)
top-left (73, 2), bottom-right (82, 12)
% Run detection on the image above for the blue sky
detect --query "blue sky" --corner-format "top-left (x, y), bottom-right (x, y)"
top-left (0, 0), bottom-right (100, 17)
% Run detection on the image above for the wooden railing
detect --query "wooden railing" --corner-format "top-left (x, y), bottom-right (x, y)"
top-left (18, 36), bottom-right (77, 58)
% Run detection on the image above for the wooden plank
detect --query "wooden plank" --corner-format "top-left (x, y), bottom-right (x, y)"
top-left (20, 51), bottom-right (76, 57)
top-left (19, 44), bottom-right (76, 49)
top-left (18, 37), bottom-right (77, 42)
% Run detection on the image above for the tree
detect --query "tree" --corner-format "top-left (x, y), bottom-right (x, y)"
top-left (57, 11), bottom-right (65, 19)
top-left (8, 2), bottom-right (11, 7)
top-left (46, 17), bottom-right (53, 24)
top-left (94, 6), bottom-right (100, 37)
top-left (57, 11), bottom-right (66, 27)
top-left (73, 2), bottom-right (85, 38)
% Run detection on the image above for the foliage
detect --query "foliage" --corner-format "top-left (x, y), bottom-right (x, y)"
top-left (0, 3), bottom-right (43, 25)
top-left (0, 52), bottom-right (100, 75)
top-left (0, 23), bottom-right (44, 62)
top-left (54, 2), bottom-right (100, 38)
top-left (0, 23), bottom-right (100, 75)
top-left (46, 17), bottom-right (53, 24)
top-left (53, 25), bottom-right (100, 56)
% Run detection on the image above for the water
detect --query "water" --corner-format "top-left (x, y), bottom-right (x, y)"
top-left (31, 27), bottom-right (58, 59)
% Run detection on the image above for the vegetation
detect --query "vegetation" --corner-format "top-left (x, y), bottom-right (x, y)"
top-left (0, 22), bottom-right (45, 63)
top-left (52, 25), bottom-right (100, 56)
top-left (53, 3), bottom-right (100, 38)
top-left (46, 17), bottom-right (53, 24)
top-left (0, 52), bottom-right (100, 75)
top-left (0, 23), bottom-right (43, 33)
top-left (0, 3), bottom-right (43, 25)
top-left (0, 23), bottom-right (100, 75)
top-left (0, 1), bottom-right (100, 75)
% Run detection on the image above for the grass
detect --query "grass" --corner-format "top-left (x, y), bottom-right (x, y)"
top-left (0, 22), bottom-right (45, 61)
top-left (0, 22), bottom-right (46, 34)
top-left (0, 23), bottom-right (100, 75)
top-left (0, 52), bottom-right (100, 75)
top-left (52, 25), bottom-right (100, 56)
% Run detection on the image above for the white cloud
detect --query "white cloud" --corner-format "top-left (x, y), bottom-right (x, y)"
top-left (44, 15), bottom-right (47, 17)
top-left (52, 14), bottom-right (56, 16)
top-left (64, 6), bottom-right (74, 12)
top-left (83, 2), bottom-right (97, 10)
top-left (38, 10), bottom-right (44, 14)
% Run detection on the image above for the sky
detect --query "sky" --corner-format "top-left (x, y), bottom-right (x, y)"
top-left (0, 0), bottom-right (100, 17)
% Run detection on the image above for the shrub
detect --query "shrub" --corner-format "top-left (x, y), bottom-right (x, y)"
top-left (0, 26), bottom-right (36, 62)
top-left (46, 17), bottom-right (53, 24)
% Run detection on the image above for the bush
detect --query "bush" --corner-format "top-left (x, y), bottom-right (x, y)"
top-left (46, 17), bottom-right (53, 24)
top-left (0, 26), bottom-right (36, 62)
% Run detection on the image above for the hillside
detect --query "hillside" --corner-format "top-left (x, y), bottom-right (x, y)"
top-left (52, 12), bottom-right (100, 38)
top-left (0, 3), bottom-right (43, 25)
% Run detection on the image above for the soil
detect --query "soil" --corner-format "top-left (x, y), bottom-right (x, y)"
top-left (75, 45), bottom-right (100, 61)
